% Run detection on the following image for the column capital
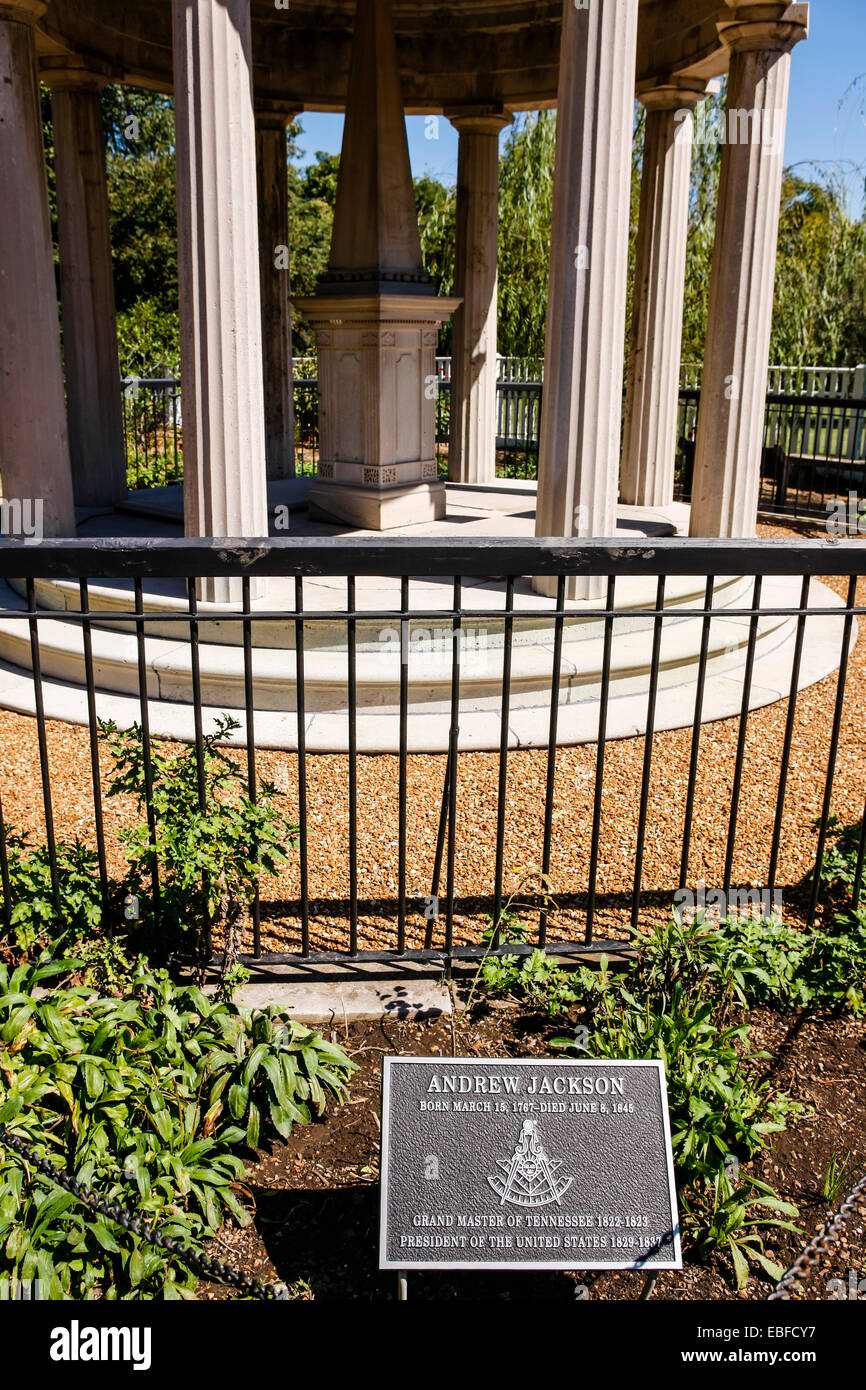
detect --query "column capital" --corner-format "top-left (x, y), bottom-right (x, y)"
top-left (446, 107), bottom-right (513, 136)
top-left (39, 56), bottom-right (114, 92)
top-left (636, 77), bottom-right (721, 112)
top-left (0, 2), bottom-right (47, 23)
top-left (718, 2), bottom-right (809, 54)
top-left (254, 104), bottom-right (302, 131)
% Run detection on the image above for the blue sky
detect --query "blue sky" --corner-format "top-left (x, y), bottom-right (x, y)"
top-left (294, 0), bottom-right (866, 215)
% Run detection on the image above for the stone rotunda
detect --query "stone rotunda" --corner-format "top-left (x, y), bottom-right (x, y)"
top-left (0, 0), bottom-right (846, 751)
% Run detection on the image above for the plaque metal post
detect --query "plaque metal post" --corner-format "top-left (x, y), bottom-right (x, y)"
top-left (397, 1270), bottom-right (408, 1301)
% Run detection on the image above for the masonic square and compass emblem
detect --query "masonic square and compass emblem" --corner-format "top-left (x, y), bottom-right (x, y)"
top-left (487, 1118), bottom-right (573, 1208)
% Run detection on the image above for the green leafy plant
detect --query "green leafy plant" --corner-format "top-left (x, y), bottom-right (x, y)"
top-left (99, 715), bottom-right (298, 974)
top-left (544, 912), bottom-right (807, 1289)
top-left (682, 1173), bottom-right (800, 1290)
top-left (815, 814), bottom-right (863, 897)
top-left (75, 935), bottom-right (138, 996)
top-left (822, 1150), bottom-right (858, 1208)
top-left (0, 955), bottom-right (354, 1298)
top-left (0, 834), bottom-right (107, 956)
top-left (480, 946), bottom-right (582, 1020)
top-left (464, 873), bottom-right (594, 1020)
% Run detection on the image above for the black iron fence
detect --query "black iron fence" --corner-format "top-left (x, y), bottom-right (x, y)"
top-left (122, 379), bottom-right (865, 513)
top-left (293, 378), bottom-right (319, 477)
top-left (759, 393), bottom-right (866, 520)
top-left (675, 391), bottom-right (866, 520)
top-left (433, 381), bottom-right (541, 478)
top-left (121, 377), bottom-right (182, 489)
top-left (0, 537), bottom-right (863, 970)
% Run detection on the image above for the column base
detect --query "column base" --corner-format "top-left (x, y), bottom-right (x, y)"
top-left (532, 573), bottom-right (606, 603)
top-left (308, 477), bottom-right (446, 530)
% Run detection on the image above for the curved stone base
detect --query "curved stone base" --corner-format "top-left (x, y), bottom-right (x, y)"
top-left (0, 570), bottom-right (851, 752)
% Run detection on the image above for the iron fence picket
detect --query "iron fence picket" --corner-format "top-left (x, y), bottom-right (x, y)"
top-left (808, 574), bottom-right (858, 922)
top-left (767, 575), bottom-right (811, 895)
top-left (631, 576), bottom-right (666, 931)
top-left (25, 577), bottom-right (60, 915)
top-left (0, 538), bottom-right (863, 964)
top-left (241, 575), bottom-right (261, 958)
top-left (678, 577), bottom-right (715, 892)
top-left (79, 578), bottom-right (109, 911)
top-left (585, 576), bottom-right (616, 944)
top-left (723, 575), bottom-right (763, 896)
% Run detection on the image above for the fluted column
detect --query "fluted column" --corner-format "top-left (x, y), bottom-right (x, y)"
top-left (621, 81), bottom-right (714, 508)
top-left (689, 3), bottom-right (808, 538)
top-left (534, 0), bottom-right (640, 598)
top-left (172, 0), bottom-right (269, 600)
top-left (448, 110), bottom-right (511, 486)
top-left (256, 109), bottom-right (297, 481)
top-left (0, 2), bottom-right (75, 536)
top-left (44, 63), bottom-right (127, 508)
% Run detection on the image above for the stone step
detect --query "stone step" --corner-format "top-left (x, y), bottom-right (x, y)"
top-left (0, 574), bottom-right (850, 750)
top-left (0, 576), bottom-right (792, 712)
top-left (15, 570), bottom-right (749, 649)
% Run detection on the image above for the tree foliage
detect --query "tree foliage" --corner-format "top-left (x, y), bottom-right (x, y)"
top-left (496, 111), bottom-right (556, 359)
top-left (101, 88), bottom-right (178, 321)
top-left (38, 83), bottom-right (866, 375)
top-left (772, 170), bottom-right (866, 364)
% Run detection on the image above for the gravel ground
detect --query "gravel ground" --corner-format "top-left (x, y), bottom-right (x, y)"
top-left (0, 520), bottom-right (864, 954)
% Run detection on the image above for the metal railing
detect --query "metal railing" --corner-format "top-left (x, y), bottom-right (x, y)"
top-left (674, 391), bottom-right (866, 518)
top-left (435, 355), bottom-right (544, 382)
top-left (0, 536), bottom-right (863, 969)
top-left (433, 381), bottom-right (541, 479)
top-left (293, 378), bottom-right (319, 477)
top-left (680, 362), bottom-right (866, 397)
top-left (121, 377), bottom-right (182, 489)
top-left (121, 377), bottom-right (864, 508)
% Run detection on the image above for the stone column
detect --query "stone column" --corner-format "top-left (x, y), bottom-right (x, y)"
top-left (172, 0), bottom-right (269, 600)
top-left (43, 62), bottom-right (127, 509)
top-left (534, 0), bottom-right (640, 598)
top-left (621, 81), bottom-right (715, 509)
top-left (256, 109), bottom-right (297, 481)
top-left (0, 2), bottom-right (75, 537)
top-left (689, 3), bottom-right (808, 538)
top-left (447, 110), bottom-right (511, 486)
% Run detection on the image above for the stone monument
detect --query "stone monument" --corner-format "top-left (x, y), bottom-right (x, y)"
top-left (293, 0), bottom-right (460, 529)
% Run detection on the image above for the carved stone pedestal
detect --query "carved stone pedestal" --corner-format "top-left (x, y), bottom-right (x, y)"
top-left (295, 292), bottom-right (459, 529)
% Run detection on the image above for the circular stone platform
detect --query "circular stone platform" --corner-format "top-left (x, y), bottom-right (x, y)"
top-left (0, 489), bottom-right (852, 752)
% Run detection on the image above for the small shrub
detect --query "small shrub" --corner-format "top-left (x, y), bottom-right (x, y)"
top-left (469, 886), bottom-right (593, 1021)
top-left (702, 909), bottom-right (866, 1017)
top-left (682, 1173), bottom-right (800, 1289)
top-left (99, 715), bottom-right (298, 970)
top-left (813, 814), bottom-right (863, 898)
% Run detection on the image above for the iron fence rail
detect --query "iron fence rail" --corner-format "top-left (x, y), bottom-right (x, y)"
top-left (121, 378), bottom-right (865, 510)
top-left (0, 537), bottom-right (864, 970)
top-left (675, 391), bottom-right (866, 518)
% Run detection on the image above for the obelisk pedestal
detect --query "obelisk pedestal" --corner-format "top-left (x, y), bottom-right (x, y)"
top-left (295, 0), bottom-right (459, 531)
top-left (293, 294), bottom-right (458, 529)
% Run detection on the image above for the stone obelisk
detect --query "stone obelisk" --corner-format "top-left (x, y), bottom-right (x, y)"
top-left (294, 0), bottom-right (460, 529)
